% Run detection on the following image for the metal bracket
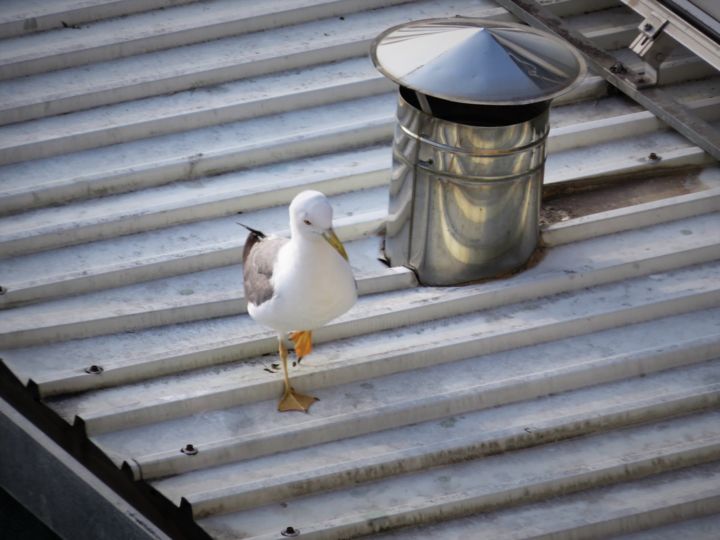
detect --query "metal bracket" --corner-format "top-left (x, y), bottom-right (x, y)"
top-left (621, 0), bottom-right (720, 73)
top-left (494, 0), bottom-right (720, 161)
top-left (629, 14), bottom-right (675, 86)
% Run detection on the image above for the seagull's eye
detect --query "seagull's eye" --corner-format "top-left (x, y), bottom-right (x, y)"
top-left (303, 219), bottom-right (312, 226)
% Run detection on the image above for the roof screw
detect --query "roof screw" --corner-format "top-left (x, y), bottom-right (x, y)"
top-left (648, 152), bottom-right (660, 161)
top-left (181, 443), bottom-right (198, 456)
top-left (281, 526), bottom-right (300, 537)
top-left (84, 364), bottom-right (104, 375)
top-left (0, 285), bottom-right (6, 295)
top-left (643, 22), bottom-right (653, 31)
top-left (609, 62), bottom-right (626, 74)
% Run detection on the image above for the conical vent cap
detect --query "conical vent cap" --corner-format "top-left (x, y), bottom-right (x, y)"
top-left (371, 17), bottom-right (587, 106)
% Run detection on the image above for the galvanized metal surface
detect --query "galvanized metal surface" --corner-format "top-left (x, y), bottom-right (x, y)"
top-left (0, 1), bottom-right (719, 539)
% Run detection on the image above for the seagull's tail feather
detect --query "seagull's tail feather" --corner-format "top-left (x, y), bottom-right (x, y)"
top-left (238, 222), bottom-right (267, 266)
top-left (236, 221), bottom-right (266, 239)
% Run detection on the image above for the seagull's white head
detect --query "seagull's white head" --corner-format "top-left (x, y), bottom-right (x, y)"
top-left (289, 190), bottom-right (348, 260)
top-left (290, 190), bottom-right (333, 235)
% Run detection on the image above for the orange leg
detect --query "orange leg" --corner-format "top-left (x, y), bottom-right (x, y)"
top-left (277, 337), bottom-right (317, 413)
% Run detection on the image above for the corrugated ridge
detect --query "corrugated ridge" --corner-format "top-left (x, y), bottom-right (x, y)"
top-left (0, 0), bottom-right (198, 39)
top-left (0, 0), bottom-right (414, 81)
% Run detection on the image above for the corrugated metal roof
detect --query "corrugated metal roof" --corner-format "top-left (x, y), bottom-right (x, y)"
top-left (0, 0), bottom-right (719, 538)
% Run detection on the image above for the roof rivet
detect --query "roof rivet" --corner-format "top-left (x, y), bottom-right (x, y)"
top-left (84, 364), bottom-right (103, 375)
top-left (643, 22), bottom-right (653, 31)
top-left (648, 152), bottom-right (660, 161)
top-left (181, 444), bottom-right (198, 456)
top-left (281, 526), bottom-right (300, 537)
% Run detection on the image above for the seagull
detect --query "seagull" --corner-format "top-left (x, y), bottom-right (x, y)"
top-left (241, 191), bottom-right (357, 412)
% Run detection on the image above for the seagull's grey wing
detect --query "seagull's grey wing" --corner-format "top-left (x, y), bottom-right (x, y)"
top-left (242, 232), bottom-right (288, 307)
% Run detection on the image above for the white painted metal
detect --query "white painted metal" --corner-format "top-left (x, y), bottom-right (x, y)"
top-left (132, 308), bottom-right (720, 503)
top-left (2, 210), bottom-right (717, 349)
top-left (3, 215), bottom-right (714, 395)
top-left (0, 0), bottom-right (197, 39)
top-left (0, 94), bottom-right (396, 215)
top-left (374, 462), bottom-right (720, 539)
top-left (12, 211), bottom-right (716, 396)
top-left (548, 95), bottom-right (720, 153)
top-left (0, 0), bottom-right (508, 126)
top-left (1, 148), bottom-right (716, 313)
top-left (14, 208), bottom-right (715, 397)
top-left (545, 128), bottom-right (716, 186)
top-left (0, 58), bottom-right (711, 218)
top-left (0, 151), bottom-right (393, 256)
top-left (2, 89), bottom-right (717, 258)
top-left (0, 0), bottom-right (625, 123)
top-left (0, 57), bottom-right (392, 166)
top-left (564, 5), bottom-right (641, 50)
top-left (196, 411), bottom-right (720, 539)
top-left (177, 363), bottom-right (720, 516)
top-left (0, 0), bottom-right (415, 80)
top-left (1, 106), bottom-right (718, 314)
top-left (543, 187), bottom-right (720, 246)
top-left (88, 262), bottom-right (720, 476)
top-left (0, 229), bottom-right (394, 349)
top-left (612, 512), bottom-right (720, 540)
top-left (1, 0), bottom-right (719, 538)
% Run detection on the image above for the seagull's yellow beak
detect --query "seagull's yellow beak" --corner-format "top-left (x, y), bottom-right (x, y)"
top-left (323, 228), bottom-right (349, 261)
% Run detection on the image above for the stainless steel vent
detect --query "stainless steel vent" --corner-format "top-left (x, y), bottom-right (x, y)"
top-left (372, 18), bottom-right (586, 285)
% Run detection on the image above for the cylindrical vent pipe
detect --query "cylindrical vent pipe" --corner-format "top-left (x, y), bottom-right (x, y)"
top-left (371, 18), bottom-right (586, 285)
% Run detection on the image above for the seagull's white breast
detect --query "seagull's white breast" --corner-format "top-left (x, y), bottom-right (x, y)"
top-left (248, 237), bottom-right (356, 333)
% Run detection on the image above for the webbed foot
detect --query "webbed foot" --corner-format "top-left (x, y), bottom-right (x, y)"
top-left (278, 388), bottom-right (318, 413)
